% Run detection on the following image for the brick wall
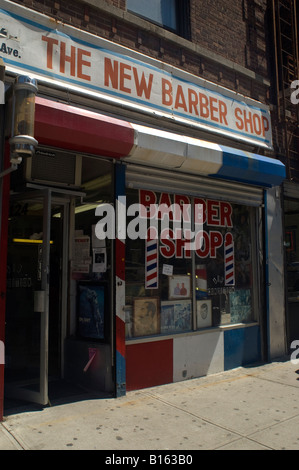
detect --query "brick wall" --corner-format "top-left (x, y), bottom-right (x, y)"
top-left (190, 0), bottom-right (269, 75)
top-left (9, 0), bottom-right (272, 94)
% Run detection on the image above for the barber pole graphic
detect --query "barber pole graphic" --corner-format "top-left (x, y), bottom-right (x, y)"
top-left (224, 232), bottom-right (235, 286)
top-left (145, 229), bottom-right (158, 289)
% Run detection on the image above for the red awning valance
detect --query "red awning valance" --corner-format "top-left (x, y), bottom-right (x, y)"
top-left (34, 97), bottom-right (135, 158)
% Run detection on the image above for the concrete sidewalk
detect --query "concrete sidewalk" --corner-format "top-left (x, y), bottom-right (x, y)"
top-left (1, 357), bottom-right (299, 450)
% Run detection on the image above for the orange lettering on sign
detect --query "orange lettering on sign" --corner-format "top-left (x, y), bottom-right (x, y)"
top-left (42, 36), bottom-right (91, 81)
top-left (161, 78), bottom-right (173, 106)
top-left (234, 107), bottom-right (270, 137)
top-left (104, 58), bottom-right (153, 99)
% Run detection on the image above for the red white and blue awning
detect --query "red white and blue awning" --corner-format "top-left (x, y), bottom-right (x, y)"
top-left (35, 98), bottom-right (285, 188)
top-left (126, 123), bottom-right (286, 188)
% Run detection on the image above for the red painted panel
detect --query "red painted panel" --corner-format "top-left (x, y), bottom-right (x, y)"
top-left (126, 340), bottom-right (173, 391)
top-left (34, 97), bottom-right (135, 157)
top-left (115, 238), bottom-right (125, 281)
top-left (116, 315), bottom-right (126, 358)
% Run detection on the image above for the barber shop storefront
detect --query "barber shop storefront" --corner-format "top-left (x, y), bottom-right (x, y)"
top-left (0, 1), bottom-right (286, 413)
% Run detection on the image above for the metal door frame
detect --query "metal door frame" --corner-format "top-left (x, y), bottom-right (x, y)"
top-left (6, 187), bottom-right (76, 405)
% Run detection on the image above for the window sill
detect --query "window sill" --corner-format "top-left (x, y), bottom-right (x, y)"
top-left (125, 322), bottom-right (259, 345)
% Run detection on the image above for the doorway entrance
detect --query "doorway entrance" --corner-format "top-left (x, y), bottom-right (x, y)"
top-left (5, 188), bottom-right (70, 406)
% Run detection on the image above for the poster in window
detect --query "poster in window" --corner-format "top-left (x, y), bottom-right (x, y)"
top-left (161, 300), bottom-right (192, 334)
top-left (72, 235), bottom-right (91, 273)
top-left (196, 299), bottom-right (212, 328)
top-left (133, 297), bottom-right (160, 337)
top-left (168, 275), bottom-right (191, 300)
top-left (229, 289), bottom-right (252, 323)
top-left (92, 248), bottom-right (107, 273)
top-left (78, 284), bottom-right (105, 340)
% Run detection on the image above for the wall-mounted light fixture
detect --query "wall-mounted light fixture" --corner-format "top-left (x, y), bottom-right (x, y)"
top-left (9, 75), bottom-right (38, 164)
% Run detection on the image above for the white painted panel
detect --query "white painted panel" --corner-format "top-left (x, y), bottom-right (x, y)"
top-left (128, 125), bottom-right (223, 175)
top-left (173, 331), bottom-right (224, 382)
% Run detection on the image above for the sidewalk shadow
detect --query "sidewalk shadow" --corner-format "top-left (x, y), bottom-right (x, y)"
top-left (4, 379), bottom-right (114, 417)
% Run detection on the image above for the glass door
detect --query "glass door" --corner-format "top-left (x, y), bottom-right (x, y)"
top-left (5, 189), bottom-right (68, 405)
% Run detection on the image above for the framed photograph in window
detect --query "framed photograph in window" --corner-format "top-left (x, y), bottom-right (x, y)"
top-left (133, 297), bottom-right (160, 337)
top-left (161, 300), bottom-right (192, 334)
top-left (168, 275), bottom-right (191, 300)
top-left (196, 299), bottom-right (212, 328)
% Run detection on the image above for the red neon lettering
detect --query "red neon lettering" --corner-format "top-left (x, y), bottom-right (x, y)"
top-left (158, 199), bottom-right (174, 222)
top-left (174, 194), bottom-right (191, 222)
top-left (195, 231), bottom-right (210, 258)
top-left (210, 231), bottom-right (223, 258)
top-left (220, 202), bottom-right (233, 227)
top-left (207, 200), bottom-right (220, 226)
top-left (194, 198), bottom-right (206, 224)
top-left (139, 190), bottom-right (157, 218)
top-left (160, 229), bottom-right (175, 258)
top-left (175, 231), bottom-right (191, 259)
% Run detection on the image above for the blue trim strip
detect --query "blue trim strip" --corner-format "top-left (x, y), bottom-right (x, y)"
top-left (116, 351), bottom-right (126, 397)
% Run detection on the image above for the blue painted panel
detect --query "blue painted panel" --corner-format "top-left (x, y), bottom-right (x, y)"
top-left (224, 325), bottom-right (261, 370)
top-left (115, 163), bottom-right (126, 198)
top-left (214, 147), bottom-right (286, 187)
top-left (116, 350), bottom-right (126, 397)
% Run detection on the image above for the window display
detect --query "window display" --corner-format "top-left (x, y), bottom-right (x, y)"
top-left (125, 188), bottom-right (258, 338)
top-left (71, 157), bottom-right (114, 341)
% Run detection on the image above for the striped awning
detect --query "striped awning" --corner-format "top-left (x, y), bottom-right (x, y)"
top-left (34, 98), bottom-right (286, 188)
top-left (125, 124), bottom-right (286, 187)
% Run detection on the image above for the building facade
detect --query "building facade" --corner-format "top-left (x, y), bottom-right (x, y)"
top-left (271, 0), bottom-right (299, 353)
top-left (0, 0), bottom-right (289, 419)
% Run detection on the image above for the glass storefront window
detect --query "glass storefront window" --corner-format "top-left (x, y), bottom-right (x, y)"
top-left (195, 203), bottom-right (254, 327)
top-left (125, 188), bottom-right (258, 339)
top-left (72, 157), bottom-right (114, 283)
